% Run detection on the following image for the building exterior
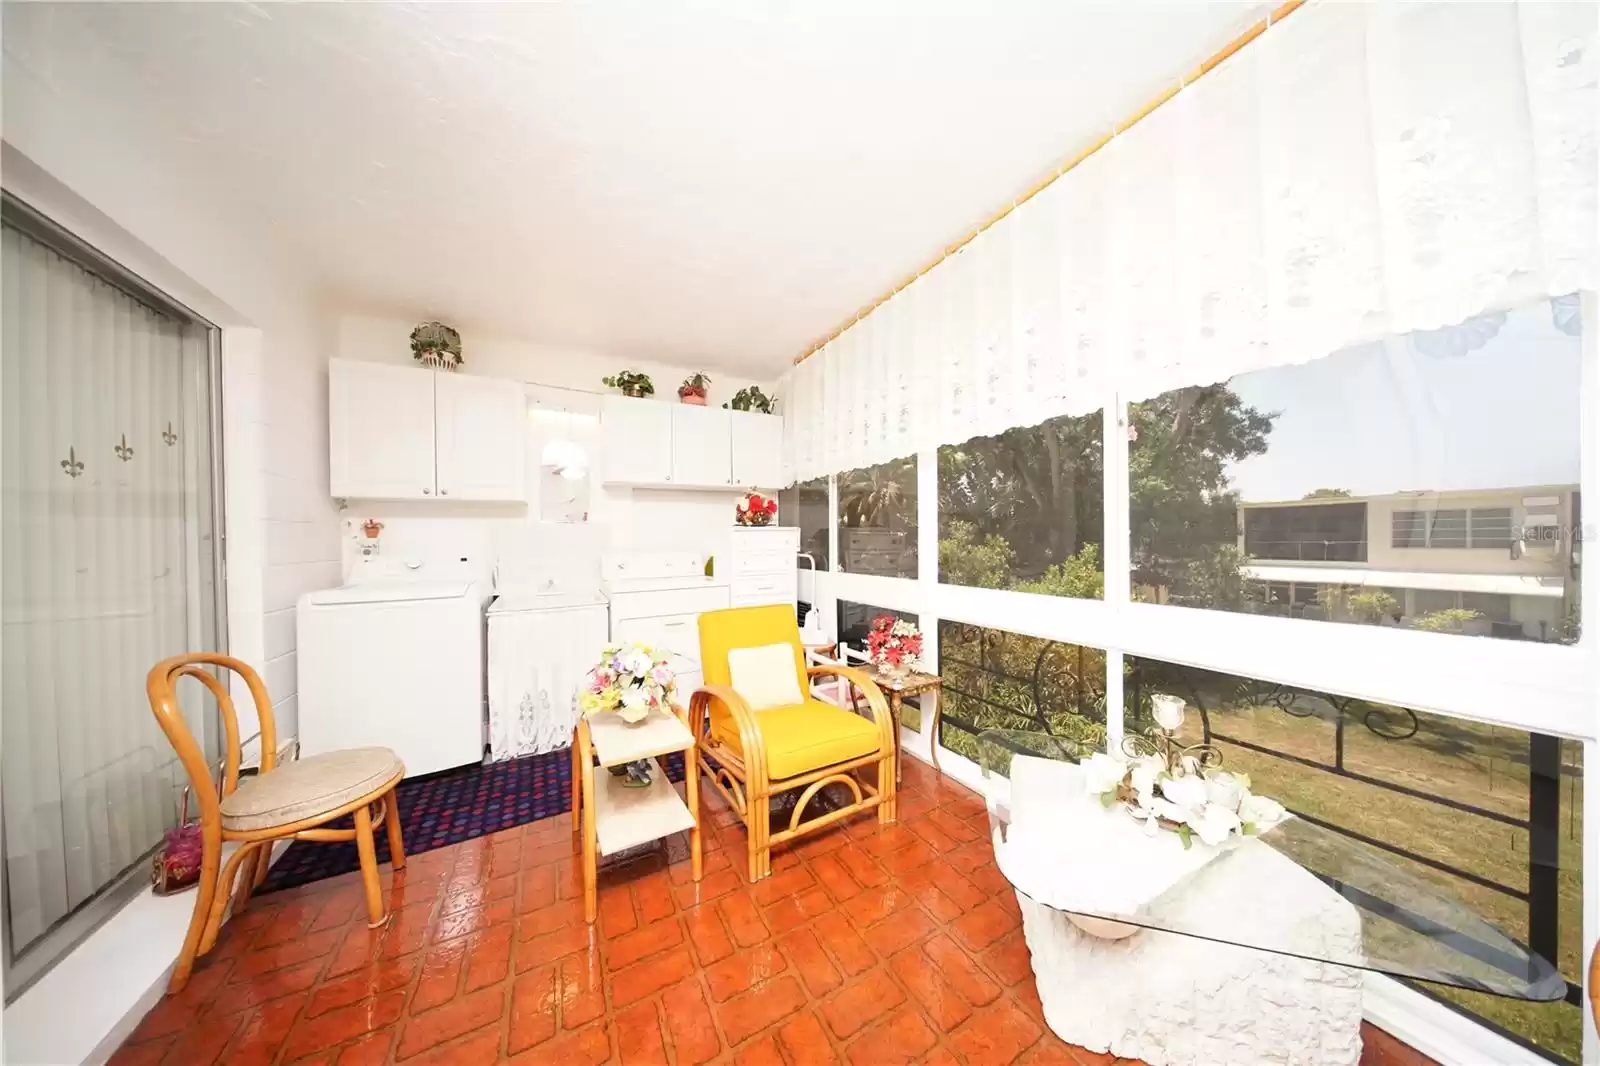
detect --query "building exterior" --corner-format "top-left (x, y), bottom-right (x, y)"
top-left (1237, 485), bottom-right (1579, 641)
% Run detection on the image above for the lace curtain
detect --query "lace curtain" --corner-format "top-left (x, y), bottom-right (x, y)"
top-left (782, 0), bottom-right (1597, 484)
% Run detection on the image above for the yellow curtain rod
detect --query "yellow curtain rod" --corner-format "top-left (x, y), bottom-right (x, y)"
top-left (792, 0), bottom-right (1306, 367)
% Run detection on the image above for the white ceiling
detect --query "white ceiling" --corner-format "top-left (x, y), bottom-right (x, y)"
top-left (4, 2), bottom-right (1264, 378)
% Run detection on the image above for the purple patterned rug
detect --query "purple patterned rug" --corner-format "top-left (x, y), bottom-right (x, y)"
top-left (257, 748), bottom-right (687, 895)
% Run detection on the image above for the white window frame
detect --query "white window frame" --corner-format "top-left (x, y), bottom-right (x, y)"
top-left (809, 290), bottom-right (1600, 1065)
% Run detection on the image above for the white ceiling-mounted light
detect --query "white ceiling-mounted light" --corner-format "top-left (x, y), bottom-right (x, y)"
top-left (537, 403), bottom-right (589, 480)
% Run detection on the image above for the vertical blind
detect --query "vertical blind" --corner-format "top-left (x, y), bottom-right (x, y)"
top-left (1, 221), bottom-right (220, 968)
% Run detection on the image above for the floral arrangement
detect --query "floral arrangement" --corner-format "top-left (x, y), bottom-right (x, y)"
top-left (1081, 694), bottom-right (1287, 848)
top-left (723, 385), bottom-right (775, 414)
top-left (410, 321), bottom-right (463, 370)
top-left (578, 642), bottom-right (675, 724)
top-left (602, 370), bottom-right (655, 398)
top-left (866, 614), bottom-right (923, 676)
top-left (679, 371), bottom-right (711, 405)
top-left (736, 491), bottom-right (777, 526)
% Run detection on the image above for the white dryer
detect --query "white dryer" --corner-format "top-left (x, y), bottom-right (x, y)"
top-left (486, 588), bottom-right (609, 760)
top-left (297, 579), bottom-right (487, 778)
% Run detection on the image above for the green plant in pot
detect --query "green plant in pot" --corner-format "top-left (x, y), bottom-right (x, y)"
top-left (602, 371), bottom-right (655, 399)
top-left (679, 371), bottom-right (711, 406)
top-left (723, 385), bottom-right (775, 414)
top-left (410, 321), bottom-right (463, 370)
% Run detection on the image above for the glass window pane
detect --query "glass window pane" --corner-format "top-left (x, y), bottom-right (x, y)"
top-left (837, 458), bottom-right (917, 578)
top-left (1470, 507), bottom-right (1514, 549)
top-left (937, 621), bottom-right (1107, 764)
top-left (1124, 656), bottom-right (1584, 1062)
top-left (1392, 510), bottom-right (1427, 548)
top-left (1429, 509), bottom-right (1468, 548)
top-left (778, 475), bottom-right (830, 572)
top-left (937, 411), bottom-right (1105, 597)
top-left (1128, 296), bottom-right (1581, 642)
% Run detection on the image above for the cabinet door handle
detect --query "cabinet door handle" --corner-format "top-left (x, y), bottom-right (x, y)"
top-left (440, 488), bottom-right (449, 495)
top-left (423, 488), bottom-right (431, 495)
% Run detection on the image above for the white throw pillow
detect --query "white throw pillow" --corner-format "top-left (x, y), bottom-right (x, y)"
top-left (727, 644), bottom-right (804, 711)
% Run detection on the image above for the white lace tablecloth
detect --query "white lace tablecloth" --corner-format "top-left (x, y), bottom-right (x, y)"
top-left (994, 755), bottom-right (1365, 1066)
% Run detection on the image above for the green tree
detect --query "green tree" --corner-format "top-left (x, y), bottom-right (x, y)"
top-left (1129, 386), bottom-right (1275, 604)
top-left (838, 459), bottom-right (915, 529)
top-left (1302, 487), bottom-right (1353, 499)
top-left (1014, 544), bottom-right (1104, 599)
top-left (937, 520), bottom-right (1016, 590)
top-left (938, 412), bottom-right (1103, 579)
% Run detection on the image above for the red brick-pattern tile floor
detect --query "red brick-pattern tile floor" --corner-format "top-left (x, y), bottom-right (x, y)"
top-left (111, 759), bottom-right (1439, 1066)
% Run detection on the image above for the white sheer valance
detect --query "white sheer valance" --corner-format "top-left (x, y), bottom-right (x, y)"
top-left (782, 0), bottom-right (1597, 485)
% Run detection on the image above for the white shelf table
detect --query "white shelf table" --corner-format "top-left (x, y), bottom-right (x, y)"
top-left (570, 704), bottom-right (702, 922)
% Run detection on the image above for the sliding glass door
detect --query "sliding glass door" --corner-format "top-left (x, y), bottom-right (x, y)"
top-left (1, 200), bottom-right (223, 994)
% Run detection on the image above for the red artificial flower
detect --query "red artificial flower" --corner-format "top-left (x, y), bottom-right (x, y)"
top-left (765, 499), bottom-right (777, 513)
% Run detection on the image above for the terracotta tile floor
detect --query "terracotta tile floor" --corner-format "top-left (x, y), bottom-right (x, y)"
top-left (112, 759), bottom-right (1437, 1066)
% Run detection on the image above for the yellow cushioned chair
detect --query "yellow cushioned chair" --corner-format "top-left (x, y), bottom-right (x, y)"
top-left (691, 604), bottom-right (897, 881)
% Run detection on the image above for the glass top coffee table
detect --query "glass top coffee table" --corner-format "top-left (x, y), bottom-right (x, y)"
top-left (972, 726), bottom-right (1561, 1011)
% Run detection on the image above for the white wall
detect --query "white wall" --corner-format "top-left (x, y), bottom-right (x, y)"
top-left (337, 312), bottom-right (771, 406)
top-left (2, 20), bottom-right (338, 1061)
top-left (333, 313), bottom-right (779, 589)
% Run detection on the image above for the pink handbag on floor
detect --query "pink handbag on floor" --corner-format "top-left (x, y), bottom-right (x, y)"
top-left (151, 787), bottom-right (203, 895)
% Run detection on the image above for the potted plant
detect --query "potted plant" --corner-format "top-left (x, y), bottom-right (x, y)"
top-left (866, 614), bottom-right (924, 680)
top-left (736, 491), bottom-right (777, 526)
top-left (410, 321), bottom-right (463, 370)
top-left (723, 386), bottom-right (775, 414)
top-left (679, 371), bottom-right (711, 405)
top-left (602, 371), bottom-right (655, 399)
top-left (578, 641), bottom-right (676, 786)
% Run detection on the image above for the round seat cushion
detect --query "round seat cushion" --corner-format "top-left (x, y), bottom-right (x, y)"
top-left (220, 747), bottom-right (404, 832)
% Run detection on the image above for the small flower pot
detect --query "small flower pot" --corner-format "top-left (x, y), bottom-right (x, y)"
top-left (679, 389), bottom-right (707, 406)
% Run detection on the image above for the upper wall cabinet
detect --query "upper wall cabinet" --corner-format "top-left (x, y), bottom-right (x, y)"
top-left (601, 396), bottom-right (782, 490)
top-left (329, 359), bottom-right (527, 502)
top-left (601, 396), bottom-right (674, 485)
top-left (730, 410), bottom-right (784, 490)
top-left (671, 404), bottom-right (732, 487)
top-left (433, 371), bottom-right (528, 501)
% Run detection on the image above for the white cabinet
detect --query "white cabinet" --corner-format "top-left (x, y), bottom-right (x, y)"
top-left (726, 527), bottom-right (800, 609)
top-left (730, 410), bottom-right (784, 489)
top-left (670, 405), bottom-right (732, 487)
top-left (604, 552), bottom-right (729, 695)
top-left (601, 397), bottom-right (780, 490)
top-left (601, 396), bottom-right (674, 485)
top-left (328, 359), bottom-right (527, 502)
top-left (329, 360), bottom-right (438, 499)
top-left (435, 371), bottom-right (526, 501)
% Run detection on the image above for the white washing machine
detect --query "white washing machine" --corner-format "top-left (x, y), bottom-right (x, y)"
top-left (297, 577), bottom-right (488, 778)
top-left (486, 586), bottom-right (609, 760)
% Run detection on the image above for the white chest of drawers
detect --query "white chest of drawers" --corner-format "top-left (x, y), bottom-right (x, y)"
top-left (727, 527), bottom-right (800, 609)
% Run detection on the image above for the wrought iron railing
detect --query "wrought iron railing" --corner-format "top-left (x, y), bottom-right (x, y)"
top-left (936, 623), bottom-right (1581, 1023)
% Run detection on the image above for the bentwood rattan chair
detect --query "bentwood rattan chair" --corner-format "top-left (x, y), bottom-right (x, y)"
top-left (146, 653), bottom-right (406, 993)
